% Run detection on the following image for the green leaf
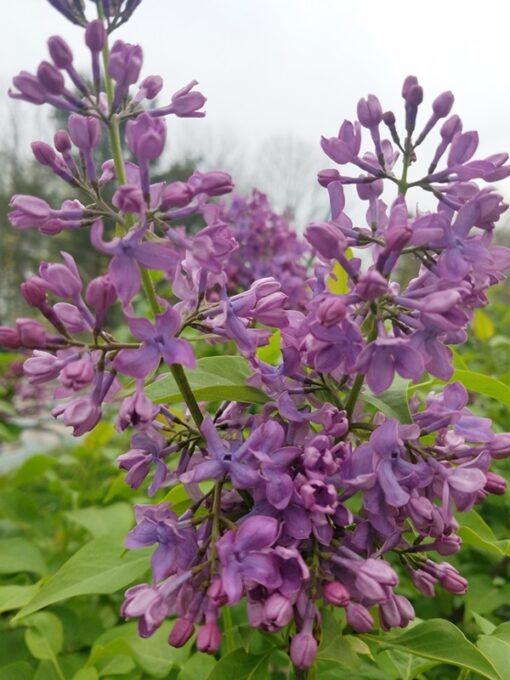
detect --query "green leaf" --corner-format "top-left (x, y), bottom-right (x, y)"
top-left (0, 538), bottom-right (47, 576)
top-left (317, 609), bottom-right (359, 670)
top-left (23, 612), bottom-right (63, 661)
top-left (144, 356), bottom-right (267, 405)
top-left (72, 669), bottom-right (99, 680)
top-left (12, 455), bottom-right (57, 486)
top-left (364, 376), bottom-right (412, 424)
top-left (478, 637), bottom-right (510, 680)
top-left (256, 330), bottom-right (281, 365)
top-left (452, 369), bottom-right (510, 408)
top-left (458, 510), bottom-right (510, 557)
top-left (0, 584), bottom-right (40, 614)
top-left (207, 649), bottom-right (271, 679)
top-left (327, 254), bottom-right (352, 295)
top-left (12, 536), bottom-right (150, 621)
top-left (473, 613), bottom-right (497, 636)
top-left (0, 662), bottom-right (34, 680)
top-left (177, 653), bottom-right (216, 680)
top-left (363, 619), bottom-right (500, 679)
top-left (65, 503), bottom-right (134, 538)
top-left (473, 309), bottom-right (495, 341)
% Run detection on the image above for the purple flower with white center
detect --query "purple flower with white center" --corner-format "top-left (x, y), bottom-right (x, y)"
top-left (114, 309), bottom-right (195, 379)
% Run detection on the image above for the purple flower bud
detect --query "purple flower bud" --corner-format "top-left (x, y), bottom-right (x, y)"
top-left (39, 253), bottom-right (82, 298)
top-left (160, 181), bottom-right (193, 210)
top-left (346, 602), bottom-right (374, 632)
top-left (357, 94), bottom-right (383, 129)
top-left (316, 296), bottom-right (347, 326)
top-left (48, 36), bottom-right (73, 69)
top-left (68, 114), bottom-right (101, 151)
top-left (433, 534), bottom-right (462, 556)
top-left (85, 275), bottom-right (117, 329)
top-left (383, 110), bottom-right (396, 125)
top-left (440, 115), bottom-right (463, 143)
top-left (305, 222), bottom-right (347, 261)
top-left (138, 75), bottom-right (164, 100)
top-left (432, 91), bottom-right (454, 118)
top-left (484, 471), bottom-right (506, 495)
top-left (54, 129), bottom-right (72, 152)
top-left (410, 568), bottom-right (437, 597)
top-left (354, 270), bottom-right (388, 300)
top-left (9, 72), bottom-right (47, 105)
top-left (438, 564), bottom-right (468, 594)
top-left (196, 621), bottom-right (221, 654)
top-left (323, 581), bottom-right (350, 606)
top-left (21, 277), bottom-right (47, 307)
top-left (188, 171), bottom-right (234, 197)
top-left (489, 433), bottom-right (510, 459)
top-left (402, 75), bottom-right (419, 99)
top-left (37, 61), bottom-right (65, 95)
top-left (0, 327), bottom-right (21, 349)
top-left (31, 141), bottom-right (57, 167)
top-left (447, 131), bottom-right (478, 167)
top-left (290, 631), bottom-right (317, 669)
top-left (168, 617), bottom-right (195, 648)
top-left (53, 302), bottom-right (88, 333)
top-left (126, 112), bottom-right (166, 162)
top-left (54, 396), bottom-right (102, 437)
top-left (263, 593), bottom-right (293, 630)
top-left (16, 319), bottom-right (47, 348)
top-left (60, 355), bottom-right (95, 390)
top-left (85, 20), bottom-right (106, 52)
top-left (318, 168), bottom-right (341, 187)
top-left (113, 185), bottom-right (146, 214)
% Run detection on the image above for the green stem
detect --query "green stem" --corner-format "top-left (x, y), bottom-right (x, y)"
top-left (221, 606), bottom-right (235, 653)
top-left (345, 318), bottom-right (378, 419)
top-left (99, 19), bottom-right (204, 431)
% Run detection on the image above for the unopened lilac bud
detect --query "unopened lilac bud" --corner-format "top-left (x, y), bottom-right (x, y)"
top-left (126, 112), bottom-right (166, 161)
top-left (68, 114), bottom-right (101, 151)
top-left (160, 181), bottom-right (193, 210)
top-left (117, 390), bottom-right (156, 431)
top-left (346, 602), bottom-right (373, 632)
top-left (168, 617), bottom-right (194, 648)
top-left (410, 568), bottom-right (437, 597)
top-left (484, 471), bottom-right (506, 495)
top-left (383, 110), bottom-right (396, 126)
top-left (85, 20), bottom-right (106, 52)
top-left (48, 35), bottom-right (73, 69)
top-left (139, 75), bottom-right (163, 100)
top-left (37, 61), bottom-right (65, 95)
top-left (54, 129), bottom-right (72, 152)
top-left (439, 565), bottom-right (468, 594)
top-left (305, 222), bottom-right (346, 261)
top-left (264, 593), bottom-right (293, 630)
top-left (207, 577), bottom-right (227, 606)
top-left (434, 534), bottom-right (462, 556)
top-left (113, 185), bottom-right (145, 214)
top-left (189, 171), bottom-right (234, 197)
top-left (60, 356), bottom-right (95, 390)
top-left (163, 80), bottom-right (206, 118)
top-left (39, 254), bottom-right (82, 298)
top-left (31, 141), bottom-right (57, 167)
top-left (16, 319), bottom-right (47, 348)
top-left (316, 296), bottom-right (346, 326)
top-left (53, 302), bottom-right (87, 333)
top-left (21, 277), bottom-right (47, 307)
top-left (324, 581), bottom-right (350, 606)
top-left (24, 350), bottom-right (62, 383)
top-left (357, 94), bottom-right (383, 128)
top-left (196, 621), bottom-right (221, 654)
top-left (318, 168), bottom-right (341, 187)
top-left (0, 327), bottom-right (21, 349)
top-left (357, 178), bottom-right (383, 200)
top-left (290, 631), bottom-right (317, 669)
top-left (402, 75), bottom-right (419, 99)
top-left (9, 72), bottom-right (47, 105)
top-left (489, 433), bottom-right (510, 459)
top-left (440, 115), bottom-right (463, 142)
top-left (432, 91), bottom-right (454, 118)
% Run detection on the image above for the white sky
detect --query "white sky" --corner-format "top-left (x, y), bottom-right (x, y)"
top-left (1, 0), bottom-right (510, 225)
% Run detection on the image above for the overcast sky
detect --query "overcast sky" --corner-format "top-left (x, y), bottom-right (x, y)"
top-left (1, 0), bottom-right (510, 224)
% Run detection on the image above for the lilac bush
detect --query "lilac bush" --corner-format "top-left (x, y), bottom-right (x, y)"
top-left (4, 0), bottom-right (510, 674)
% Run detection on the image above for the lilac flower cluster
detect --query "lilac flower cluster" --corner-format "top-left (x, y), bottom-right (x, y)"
top-left (221, 190), bottom-right (310, 310)
top-left (4, 1), bottom-right (510, 673)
